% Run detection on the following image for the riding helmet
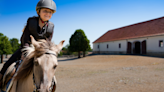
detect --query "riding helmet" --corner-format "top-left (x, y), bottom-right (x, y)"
top-left (36, 0), bottom-right (56, 13)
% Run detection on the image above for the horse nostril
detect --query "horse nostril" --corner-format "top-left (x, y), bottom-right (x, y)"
top-left (46, 89), bottom-right (49, 92)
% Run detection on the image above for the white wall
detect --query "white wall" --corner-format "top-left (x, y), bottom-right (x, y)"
top-left (93, 43), bottom-right (99, 51)
top-left (147, 35), bottom-right (164, 52)
top-left (127, 35), bottom-right (164, 52)
top-left (93, 40), bottom-right (127, 52)
top-left (93, 35), bottom-right (164, 54)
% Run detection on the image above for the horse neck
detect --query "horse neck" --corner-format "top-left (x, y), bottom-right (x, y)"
top-left (15, 71), bottom-right (34, 92)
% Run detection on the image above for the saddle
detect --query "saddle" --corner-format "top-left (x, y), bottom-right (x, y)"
top-left (0, 60), bottom-right (21, 92)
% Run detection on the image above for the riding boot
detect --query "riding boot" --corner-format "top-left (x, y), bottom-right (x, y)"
top-left (0, 73), bottom-right (3, 88)
top-left (0, 48), bottom-right (22, 75)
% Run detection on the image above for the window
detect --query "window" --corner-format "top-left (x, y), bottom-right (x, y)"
top-left (159, 40), bottom-right (163, 47)
top-left (98, 45), bottom-right (99, 49)
top-left (119, 43), bottom-right (121, 48)
top-left (107, 44), bottom-right (108, 48)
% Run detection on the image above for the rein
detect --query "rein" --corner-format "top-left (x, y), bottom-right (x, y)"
top-left (33, 74), bottom-right (55, 92)
top-left (33, 50), bottom-right (57, 92)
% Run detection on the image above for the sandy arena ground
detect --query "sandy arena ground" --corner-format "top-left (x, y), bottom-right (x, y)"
top-left (55, 55), bottom-right (164, 92)
top-left (1, 55), bottom-right (164, 92)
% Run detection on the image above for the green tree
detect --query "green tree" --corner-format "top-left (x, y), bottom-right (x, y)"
top-left (10, 38), bottom-right (20, 53)
top-left (69, 29), bottom-right (91, 58)
top-left (0, 33), bottom-right (12, 63)
top-left (62, 44), bottom-right (73, 55)
top-left (0, 33), bottom-right (3, 37)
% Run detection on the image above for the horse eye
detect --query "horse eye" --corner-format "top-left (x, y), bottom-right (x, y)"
top-left (34, 61), bottom-right (39, 66)
top-left (53, 65), bottom-right (57, 69)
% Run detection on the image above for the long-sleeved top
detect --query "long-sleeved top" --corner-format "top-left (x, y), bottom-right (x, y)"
top-left (20, 17), bottom-right (54, 47)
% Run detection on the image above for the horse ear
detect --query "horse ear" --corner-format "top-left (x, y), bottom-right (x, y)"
top-left (30, 35), bottom-right (40, 48)
top-left (57, 40), bottom-right (65, 53)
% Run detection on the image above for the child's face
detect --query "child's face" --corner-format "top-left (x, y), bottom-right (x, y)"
top-left (39, 8), bottom-right (53, 21)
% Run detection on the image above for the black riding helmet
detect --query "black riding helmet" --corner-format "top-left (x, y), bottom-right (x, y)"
top-left (36, 0), bottom-right (56, 23)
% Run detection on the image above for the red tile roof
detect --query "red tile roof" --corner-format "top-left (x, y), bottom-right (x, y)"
top-left (93, 16), bottom-right (164, 43)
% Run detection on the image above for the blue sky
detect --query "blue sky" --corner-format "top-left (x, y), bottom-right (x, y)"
top-left (0, 0), bottom-right (164, 48)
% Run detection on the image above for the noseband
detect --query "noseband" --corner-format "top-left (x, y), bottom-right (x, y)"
top-left (33, 50), bottom-right (57, 92)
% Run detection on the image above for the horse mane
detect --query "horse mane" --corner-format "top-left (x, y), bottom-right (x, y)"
top-left (14, 40), bottom-right (56, 80)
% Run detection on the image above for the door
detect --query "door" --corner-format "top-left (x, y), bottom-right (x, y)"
top-left (127, 42), bottom-right (132, 54)
top-left (135, 42), bottom-right (141, 54)
top-left (142, 40), bottom-right (146, 54)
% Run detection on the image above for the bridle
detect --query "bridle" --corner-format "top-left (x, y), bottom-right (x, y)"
top-left (33, 50), bottom-right (57, 92)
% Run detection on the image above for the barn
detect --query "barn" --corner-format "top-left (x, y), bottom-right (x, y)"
top-left (93, 17), bottom-right (164, 56)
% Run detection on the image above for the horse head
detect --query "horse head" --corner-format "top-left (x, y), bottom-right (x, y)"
top-left (14, 35), bottom-right (64, 92)
top-left (31, 35), bottom-right (64, 92)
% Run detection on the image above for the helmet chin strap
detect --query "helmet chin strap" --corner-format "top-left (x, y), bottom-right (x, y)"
top-left (39, 15), bottom-right (48, 24)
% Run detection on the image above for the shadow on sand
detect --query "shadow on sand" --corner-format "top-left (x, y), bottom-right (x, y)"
top-left (90, 53), bottom-right (164, 58)
top-left (58, 57), bottom-right (79, 62)
top-left (58, 53), bottom-right (164, 62)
